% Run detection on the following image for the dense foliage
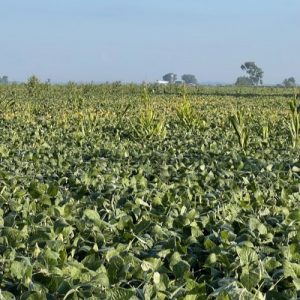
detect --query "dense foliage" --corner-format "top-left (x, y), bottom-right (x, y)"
top-left (0, 84), bottom-right (300, 299)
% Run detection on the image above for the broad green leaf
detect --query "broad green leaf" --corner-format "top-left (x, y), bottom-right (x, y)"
top-left (169, 252), bottom-right (190, 278)
top-left (20, 291), bottom-right (46, 300)
top-left (172, 260), bottom-right (190, 278)
top-left (11, 260), bottom-right (29, 280)
top-left (266, 291), bottom-right (290, 300)
top-left (263, 257), bottom-right (281, 273)
top-left (107, 256), bottom-right (125, 284)
top-left (204, 238), bottom-right (217, 251)
top-left (216, 291), bottom-right (231, 300)
top-left (10, 259), bottom-right (33, 288)
top-left (28, 182), bottom-right (47, 199)
top-left (184, 280), bottom-right (206, 300)
top-left (106, 288), bottom-right (137, 300)
top-left (47, 182), bottom-right (59, 197)
top-left (240, 268), bottom-right (260, 290)
top-left (94, 265), bottom-right (110, 287)
top-left (237, 247), bottom-right (258, 266)
top-left (289, 210), bottom-right (300, 221)
top-left (0, 291), bottom-right (16, 300)
top-left (84, 209), bottom-right (101, 223)
top-left (153, 272), bottom-right (161, 285)
top-left (283, 261), bottom-right (300, 278)
top-left (293, 278), bottom-right (300, 291)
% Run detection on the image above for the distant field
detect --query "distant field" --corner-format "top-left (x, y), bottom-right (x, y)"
top-left (0, 83), bottom-right (300, 299)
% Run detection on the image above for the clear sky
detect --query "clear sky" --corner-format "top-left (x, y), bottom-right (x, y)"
top-left (1, 0), bottom-right (299, 84)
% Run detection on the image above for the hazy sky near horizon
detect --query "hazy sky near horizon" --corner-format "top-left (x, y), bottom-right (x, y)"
top-left (1, 0), bottom-right (299, 84)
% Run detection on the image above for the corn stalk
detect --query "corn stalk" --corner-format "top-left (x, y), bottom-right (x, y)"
top-left (289, 97), bottom-right (300, 148)
top-left (176, 90), bottom-right (205, 129)
top-left (261, 122), bottom-right (269, 144)
top-left (229, 110), bottom-right (249, 150)
top-left (131, 88), bottom-right (166, 140)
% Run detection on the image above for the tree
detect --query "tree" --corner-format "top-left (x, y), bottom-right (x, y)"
top-left (282, 77), bottom-right (296, 88)
top-left (235, 76), bottom-right (254, 86)
top-left (240, 62), bottom-right (263, 85)
top-left (162, 73), bottom-right (177, 83)
top-left (0, 75), bottom-right (8, 84)
top-left (181, 74), bottom-right (198, 85)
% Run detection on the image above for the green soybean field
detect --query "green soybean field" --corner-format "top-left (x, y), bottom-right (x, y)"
top-left (0, 83), bottom-right (300, 299)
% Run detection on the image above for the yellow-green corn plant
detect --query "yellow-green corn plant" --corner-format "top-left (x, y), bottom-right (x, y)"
top-left (176, 88), bottom-right (206, 129)
top-left (229, 110), bottom-right (249, 150)
top-left (131, 88), bottom-right (166, 140)
top-left (289, 97), bottom-right (300, 148)
top-left (261, 122), bottom-right (269, 144)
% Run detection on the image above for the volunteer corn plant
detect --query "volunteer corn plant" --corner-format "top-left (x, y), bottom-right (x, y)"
top-left (131, 88), bottom-right (166, 140)
top-left (175, 93), bottom-right (205, 129)
top-left (289, 97), bottom-right (300, 148)
top-left (1, 83), bottom-right (300, 299)
top-left (261, 122), bottom-right (269, 144)
top-left (229, 110), bottom-right (249, 150)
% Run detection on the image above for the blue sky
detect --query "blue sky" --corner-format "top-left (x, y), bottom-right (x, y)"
top-left (1, 0), bottom-right (299, 84)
